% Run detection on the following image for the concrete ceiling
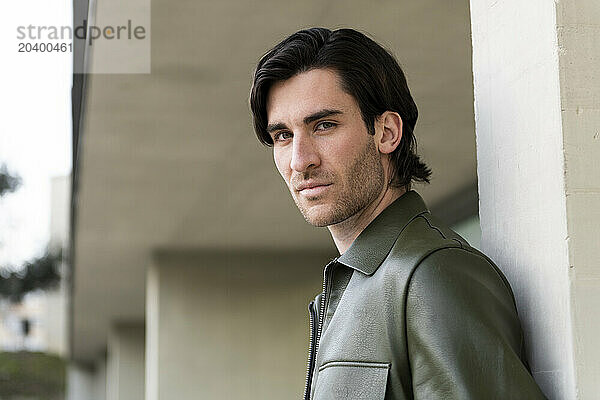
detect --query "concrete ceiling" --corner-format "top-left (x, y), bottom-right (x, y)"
top-left (72, 0), bottom-right (477, 363)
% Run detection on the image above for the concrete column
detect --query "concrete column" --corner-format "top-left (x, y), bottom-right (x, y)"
top-left (67, 357), bottom-right (108, 400)
top-left (67, 363), bottom-right (95, 400)
top-left (470, 1), bottom-right (600, 399)
top-left (107, 323), bottom-right (145, 400)
top-left (145, 250), bottom-right (330, 400)
top-left (93, 356), bottom-right (107, 400)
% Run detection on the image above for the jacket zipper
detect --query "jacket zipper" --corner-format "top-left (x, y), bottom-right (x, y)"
top-left (303, 258), bottom-right (338, 400)
top-left (303, 300), bottom-right (318, 400)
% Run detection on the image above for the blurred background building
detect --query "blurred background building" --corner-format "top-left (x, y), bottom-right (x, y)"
top-left (0, 175), bottom-right (69, 356)
top-left (65, 0), bottom-right (600, 399)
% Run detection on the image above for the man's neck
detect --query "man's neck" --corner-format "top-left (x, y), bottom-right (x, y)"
top-left (328, 186), bottom-right (407, 254)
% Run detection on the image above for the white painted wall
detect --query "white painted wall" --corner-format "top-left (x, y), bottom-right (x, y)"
top-left (470, 0), bottom-right (600, 398)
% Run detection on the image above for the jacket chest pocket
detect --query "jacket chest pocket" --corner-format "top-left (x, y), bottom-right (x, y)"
top-left (313, 361), bottom-right (390, 400)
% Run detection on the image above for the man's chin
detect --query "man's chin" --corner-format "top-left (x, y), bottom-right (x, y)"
top-left (298, 203), bottom-right (344, 227)
top-left (303, 215), bottom-right (331, 227)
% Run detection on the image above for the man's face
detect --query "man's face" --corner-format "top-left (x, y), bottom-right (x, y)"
top-left (266, 68), bottom-right (385, 227)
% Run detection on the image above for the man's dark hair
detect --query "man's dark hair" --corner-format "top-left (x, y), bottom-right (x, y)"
top-left (250, 27), bottom-right (432, 190)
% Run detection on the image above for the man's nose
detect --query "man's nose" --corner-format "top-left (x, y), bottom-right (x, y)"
top-left (290, 134), bottom-right (320, 173)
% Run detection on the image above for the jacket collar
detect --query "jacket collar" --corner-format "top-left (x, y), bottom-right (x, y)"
top-left (336, 190), bottom-right (430, 276)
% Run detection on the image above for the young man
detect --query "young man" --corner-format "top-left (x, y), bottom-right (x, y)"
top-left (250, 28), bottom-right (546, 400)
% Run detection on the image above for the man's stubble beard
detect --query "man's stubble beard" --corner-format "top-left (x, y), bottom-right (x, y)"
top-left (293, 138), bottom-right (385, 227)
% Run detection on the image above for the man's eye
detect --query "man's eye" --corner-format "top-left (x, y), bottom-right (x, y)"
top-left (315, 121), bottom-right (337, 131)
top-left (274, 131), bottom-right (293, 142)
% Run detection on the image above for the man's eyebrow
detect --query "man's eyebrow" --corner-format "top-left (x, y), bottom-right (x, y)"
top-left (266, 109), bottom-right (344, 135)
top-left (303, 109), bottom-right (343, 125)
top-left (266, 122), bottom-right (288, 135)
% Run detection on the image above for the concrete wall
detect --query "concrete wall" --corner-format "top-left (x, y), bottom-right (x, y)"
top-left (555, 2), bottom-right (600, 398)
top-left (145, 250), bottom-right (331, 400)
top-left (43, 288), bottom-right (68, 356)
top-left (470, 0), bottom-right (600, 398)
top-left (93, 357), bottom-right (107, 400)
top-left (107, 323), bottom-right (145, 400)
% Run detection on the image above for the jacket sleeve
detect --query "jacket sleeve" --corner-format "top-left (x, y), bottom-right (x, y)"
top-left (405, 247), bottom-right (547, 400)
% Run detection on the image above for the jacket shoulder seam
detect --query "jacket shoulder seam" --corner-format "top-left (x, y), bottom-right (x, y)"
top-left (416, 213), bottom-right (466, 250)
top-left (416, 213), bottom-right (447, 240)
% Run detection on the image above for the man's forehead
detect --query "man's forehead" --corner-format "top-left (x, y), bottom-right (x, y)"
top-left (266, 69), bottom-right (354, 124)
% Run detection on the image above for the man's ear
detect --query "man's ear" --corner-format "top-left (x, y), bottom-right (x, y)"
top-left (376, 111), bottom-right (403, 154)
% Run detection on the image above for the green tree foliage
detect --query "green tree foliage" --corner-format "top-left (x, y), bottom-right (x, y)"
top-left (0, 163), bottom-right (22, 197)
top-left (1, 164), bottom-right (62, 302)
top-left (0, 249), bottom-right (62, 303)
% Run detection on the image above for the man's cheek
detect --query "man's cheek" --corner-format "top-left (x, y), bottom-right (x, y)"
top-left (274, 155), bottom-right (290, 178)
top-left (274, 163), bottom-right (287, 183)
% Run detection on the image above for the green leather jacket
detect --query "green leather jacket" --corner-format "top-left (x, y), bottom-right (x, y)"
top-left (304, 190), bottom-right (547, 400)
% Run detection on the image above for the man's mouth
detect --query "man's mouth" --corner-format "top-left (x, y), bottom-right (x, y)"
top-left (296, 182), bottom-right (332, 197)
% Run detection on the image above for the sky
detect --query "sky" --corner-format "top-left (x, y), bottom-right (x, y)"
top-left (0, 0), bottom-right (72, 268)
